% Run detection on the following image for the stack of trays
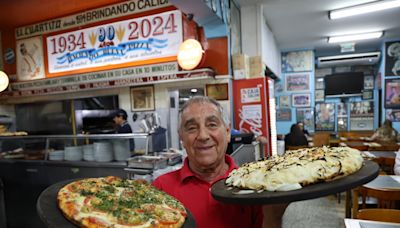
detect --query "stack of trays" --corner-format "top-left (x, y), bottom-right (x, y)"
top-left (82, 144), bottom-right (95, 161)
top-left (112, 139), bottom-right (130, 161)
top-left (64, 146), bottom-right (83, 161)
top-left (94, 142), bottom-right (113, 162)
top-left (48, 150), bottom-right (64, 161)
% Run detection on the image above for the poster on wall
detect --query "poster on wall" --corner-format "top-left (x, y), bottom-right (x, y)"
top-left (46, 10), bottom-right (183, 75)
top-left (276, 109), bottom-right (291, 121)
top-left (364, 75), bottom-right (374, 89)
top-left (384, 78), bottom-right (400, 108)
top-left (337, 103), bottom-right (347, 117)
top-left (281, 50), bottom-right (313, 72)
top-left (296, 108), bottom-right (315, 132)
top-left (350, 101), bottom-right (374, 118)
top-left (292, 93), bottom-right (311, 107)
top-left (385, 41), bottom-right (400, 76)
top-left (385, 109), bottom-right (400, 122)
top-left (16, 36), bottom-right (45, 81)
top-left (285, 72), bottom-right (310, 92)
top-left (315, 103), bottom-right (335, 131)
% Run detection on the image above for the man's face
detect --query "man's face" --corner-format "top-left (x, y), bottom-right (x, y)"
top-left (113, 116), bottom-right (123, 125)
top-left (179, 102), bottom-right (230, 170)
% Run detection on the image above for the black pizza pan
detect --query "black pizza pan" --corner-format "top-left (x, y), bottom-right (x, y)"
top-left (211, 160), bottom-right (379, 205)
top-left (36, 179), bottom-right (196, 228)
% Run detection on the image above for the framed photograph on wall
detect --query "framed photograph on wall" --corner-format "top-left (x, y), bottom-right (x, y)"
top-left (315, 90), bottom-right (324, 102)
top-left (384, 78), bottom-right (400, 108)
top-left (130, 85), bottom-right (155, 112)
top-left (285, 72), bottom-right (310, 92)
top-left (362, 90), bottom-right (373, 100)
top-left (315, 77), bottom-right (324, 90)
top-left (296, 108), bottom-right (315, 132)
top-left (364, 75), bottom-right (374, 89)
top-left (385, 41), bottom-right (400, 76)
top-left (315, 103), bottom-right (335, 131)
top-left (386, 109), bottom-right (400, 122)
top-left (281, 50), bottom-right (313, 72)
top-left (337, 117), bottom-right (348, 132)
top-left (206, 83), bottom-right (229, 100)
top-left (292, 93), bottom-right (311, 107)
top-left (279, 95), bottom-right (291, 108)
top-left (276, 109), bottom-right (292, 121)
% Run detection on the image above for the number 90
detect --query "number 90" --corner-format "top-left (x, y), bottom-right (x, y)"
top-left (98, 26), bottom-right (115, 42)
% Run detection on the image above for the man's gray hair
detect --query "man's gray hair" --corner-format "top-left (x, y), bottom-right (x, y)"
top-left (178, 96), bottom-right (230, 130)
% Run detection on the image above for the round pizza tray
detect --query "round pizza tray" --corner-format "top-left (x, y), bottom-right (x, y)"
top-left (211, 160), bottom-right (379, 205)
top-left (36, 179), bottom-right (196, 228)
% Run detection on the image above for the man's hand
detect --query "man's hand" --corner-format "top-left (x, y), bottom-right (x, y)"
top-left (262, 203), bottom-right (289, 228)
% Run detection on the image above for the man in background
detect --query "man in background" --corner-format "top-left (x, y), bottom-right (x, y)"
top-left (113, 109), bottom-right (134, 151)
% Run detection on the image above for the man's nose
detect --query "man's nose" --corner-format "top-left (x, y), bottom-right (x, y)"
top-left (197, 126), bottom-right (210, 140)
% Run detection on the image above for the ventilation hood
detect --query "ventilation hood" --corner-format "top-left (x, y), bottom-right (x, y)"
top-left (317, 52), bottom-right (381, 67)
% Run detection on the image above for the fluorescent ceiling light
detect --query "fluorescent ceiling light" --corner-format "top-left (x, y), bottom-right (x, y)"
top-left (328, 31), bottom-right (383, 43)
top-left (329, 0), bottom-right (400, 19)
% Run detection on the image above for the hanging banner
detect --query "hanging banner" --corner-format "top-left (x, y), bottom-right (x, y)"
top-left (15, 0), bottom-right (172, 40)
top-left (46, 10), bottom-right (182, 74)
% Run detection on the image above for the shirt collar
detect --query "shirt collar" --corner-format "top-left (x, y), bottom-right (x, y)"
top-left (178, 154), bottom-right (238, 183)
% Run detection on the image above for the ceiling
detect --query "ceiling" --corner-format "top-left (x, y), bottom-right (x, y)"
top-left (0, 0), bottom-right (399, 58)
top-left (238, 0), bottom-right (400, 56)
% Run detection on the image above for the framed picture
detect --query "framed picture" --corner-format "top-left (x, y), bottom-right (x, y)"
top-left (206, 83), bottom-right (228, 100)
top-left (337, 103), bottom-right (347, 117)
top-left (315, 90), bottom-right (324, 102)
top-left (296, 108), bottom-right (315, 132)
top-left (292, 93), bottom-right (311, 107)
top-left (130, 86), bottom-right (155, 111)
top-left (364, 75), bottom-right (374, 89)
top-left (386, 109), bottom-right (400, 122)
top-left (281, 50), bottom-right (313, 72)
top-left (385, 78), bottom-right (400, 108)
top-left (350, 101), bottom-right (374, 117)
top-left (276, 109), bottom-right (292, 121)
top-left (385, 41), bottom-right (400, 76)
top-left (315, 77), bottom-right (324, 89)
top-left (315, 103), bottom-right (335, 131)
top-left (285, 72), bottom-right (310, 92)
top-left (362, 90), bottom-right (373, 100)
top-left (279, 95), bottom-right (290, 108)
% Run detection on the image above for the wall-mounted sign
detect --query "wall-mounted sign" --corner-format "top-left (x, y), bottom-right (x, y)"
top-left (15, 0), bottom-right (172, 40)
top-left (177, 39), bottom-right (204, 70)
top-left (16, 36), bottom-right (46, 81)
top-left (46, 10), bottom-right (182, 75)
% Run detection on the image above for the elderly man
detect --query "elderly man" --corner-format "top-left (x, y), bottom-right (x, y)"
top-left (153, 96), bottom-right (286, 228)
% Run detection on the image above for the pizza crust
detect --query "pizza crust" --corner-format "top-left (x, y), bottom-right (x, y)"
top-left (226, 146), bottom-right (363, 191)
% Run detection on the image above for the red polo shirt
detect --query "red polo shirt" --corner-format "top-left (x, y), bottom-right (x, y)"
top-left (152, 155), bottom-right (263, 228)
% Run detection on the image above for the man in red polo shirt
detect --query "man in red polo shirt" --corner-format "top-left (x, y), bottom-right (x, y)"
top-left (153, 96), bottom-right (286, 228)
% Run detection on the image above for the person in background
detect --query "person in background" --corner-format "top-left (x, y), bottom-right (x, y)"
top-left (370, 119), bottom-right (398, 143)
top-left (284, 124), bottom-right (308, 150)
top-left (297, 121), bottom-right (309, 137)
top-left (113, 109), bottom-right (134, 151)
top-left (152, 96), bottom-right (287, 228)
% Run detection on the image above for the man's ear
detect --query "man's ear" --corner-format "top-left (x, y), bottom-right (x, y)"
top-left (226, 125), bottom-right (231, 143)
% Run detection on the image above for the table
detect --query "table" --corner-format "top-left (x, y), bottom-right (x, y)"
top-left (364, 151), bottom-right (396, 159)
top-left (364, 175), bottom-right (400, 190)
top-left (345, 218), bottom-right (400, 228)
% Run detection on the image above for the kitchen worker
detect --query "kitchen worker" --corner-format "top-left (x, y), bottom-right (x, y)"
top-left (113, 109), bottom-right (134, 151)
top-left (153, 96), bottom-right (287, 228)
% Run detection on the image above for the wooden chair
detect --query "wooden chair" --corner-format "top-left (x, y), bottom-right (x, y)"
top-left (352, 186), bottom-right (400, 218)
top-left (312, 132), bottom-right (330, 147)
top-left (372, 157), bottom-right (395, 175)
top-left (356, 209), bottom-right (400, 223)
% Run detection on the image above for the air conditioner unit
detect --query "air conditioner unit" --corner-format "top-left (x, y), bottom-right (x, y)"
top-left (317, 52), bottom-right (381, 67)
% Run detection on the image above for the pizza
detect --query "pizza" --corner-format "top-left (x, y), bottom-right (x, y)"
top-left (226, 146), bottom-right (363, 192)
top-left (57, 176), bottom-right (187, 228)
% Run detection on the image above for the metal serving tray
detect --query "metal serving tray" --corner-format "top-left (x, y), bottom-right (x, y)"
top-left (127, 155), bottom-right (168, 170)
top-left (152, 152), bottom-right (182, 166)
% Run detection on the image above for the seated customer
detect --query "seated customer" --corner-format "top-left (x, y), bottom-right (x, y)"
top-left (370, 119), bottom-right (398, 143)
top-left (285, 124), bottom-right (308, 149)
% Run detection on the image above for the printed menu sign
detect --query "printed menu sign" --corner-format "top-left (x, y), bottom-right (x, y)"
top-left (46, 10), bottom-right (182, 74)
